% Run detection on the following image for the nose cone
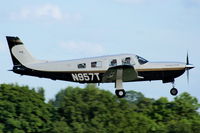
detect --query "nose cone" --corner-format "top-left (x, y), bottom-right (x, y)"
top-left (186, 64), bottom-right (195, 70)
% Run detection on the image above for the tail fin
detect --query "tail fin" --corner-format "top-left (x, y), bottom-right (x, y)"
top-left (6, 36), bottom-right (36, 66)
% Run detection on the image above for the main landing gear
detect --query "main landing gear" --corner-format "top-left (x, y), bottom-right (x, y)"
top-left (115, 80), bottom-right (126, 98)
top-left (115, 89), bottom-right (126, 98)
top-left (115, 69), bottom-right (126, 98)
top-left (170, 82), bottom-right (178, 96)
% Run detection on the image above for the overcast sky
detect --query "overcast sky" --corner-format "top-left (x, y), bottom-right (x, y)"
top-left (0, 0), bottom-right (199, 101)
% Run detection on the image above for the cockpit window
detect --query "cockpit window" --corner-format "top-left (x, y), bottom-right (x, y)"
top-left (136, 55), bottom-right (148, 65)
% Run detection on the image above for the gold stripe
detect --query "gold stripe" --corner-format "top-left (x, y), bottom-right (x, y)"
top-left (69, 70), bottom-right (106, 73)
top-left (40, 67), bottom-right (185, 73)
top-left (15, 40), bottom-right (23, 44)
top-left (10, 40), bottom-right (23, 44)
top-left (136, 67), bottom-right (185, 72)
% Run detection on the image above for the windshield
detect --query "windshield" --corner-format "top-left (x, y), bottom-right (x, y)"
top-left (136, 55), bottom-right (148, 65)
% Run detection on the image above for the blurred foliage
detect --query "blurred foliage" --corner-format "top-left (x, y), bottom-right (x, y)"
top-left (0, 83), bottom-right (200, 133)
top-left (0, 84), bottom-right (53, 133)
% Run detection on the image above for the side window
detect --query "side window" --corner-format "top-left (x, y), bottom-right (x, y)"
top-left (91, 61), bottom-right (102, 68)
top-left (110, 59), bottom-right (117, 66)
top-left (122, 57), bottom-right (131, 65)
top-left (78, 63), bottom-right (86, 69)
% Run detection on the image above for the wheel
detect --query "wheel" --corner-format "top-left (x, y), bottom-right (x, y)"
top-left (115, 89), bottom-right (126, 98)
top-left (170, 88), bottom-right (178, 96)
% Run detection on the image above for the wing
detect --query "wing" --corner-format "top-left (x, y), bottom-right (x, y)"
top-left (102, 65), bottom-right (143, 83)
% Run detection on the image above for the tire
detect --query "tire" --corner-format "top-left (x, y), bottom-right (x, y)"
top-left (170, 88), bottom-right (178, 96)
top-left (115, 89), bottom-right (126, 98)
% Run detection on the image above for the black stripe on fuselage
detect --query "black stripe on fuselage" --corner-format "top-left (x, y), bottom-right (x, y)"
top-left (137, 69), bottom-right (185, 82)
top-left (12, 66), bottom-right (104, 83)
top-left (12, 65), bottom-right (185, 83)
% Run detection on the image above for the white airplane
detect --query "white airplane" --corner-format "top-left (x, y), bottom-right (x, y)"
top-left (6, 36), bottom-right (194, 98)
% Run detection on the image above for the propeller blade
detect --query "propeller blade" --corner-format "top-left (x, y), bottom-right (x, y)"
top-left (187, 69), bottom-right (189, 84)
top-left (185, 52), bottom-right (194, 85)
top-left (186, 52), bottom-right (189, 65)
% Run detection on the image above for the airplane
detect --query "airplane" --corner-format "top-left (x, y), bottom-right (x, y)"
top-left (6, 36), bottom-right (194, 98)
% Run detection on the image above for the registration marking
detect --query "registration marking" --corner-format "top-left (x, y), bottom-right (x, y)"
top-left (72, 73), bottom-right (100, 81)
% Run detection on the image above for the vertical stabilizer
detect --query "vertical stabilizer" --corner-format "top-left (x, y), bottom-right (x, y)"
top-left (6, 36), bottom-right (36, 66)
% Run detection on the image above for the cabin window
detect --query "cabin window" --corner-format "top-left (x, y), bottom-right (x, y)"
top-left (91, 61), bottom-right (102, 68)
top-left (78, 63), bottom-right (86, 69)
top-left (136, 55), bottom-right (148, 65)
top-left (122, 57), bottom-right (131, 65)
top-left (110, 59), bottom-right (117, 66)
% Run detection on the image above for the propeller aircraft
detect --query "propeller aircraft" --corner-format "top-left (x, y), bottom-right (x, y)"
top-left (6, 36), bottom-right (194, 98)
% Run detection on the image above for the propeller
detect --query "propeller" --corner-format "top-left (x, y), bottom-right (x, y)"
top-left (186, 52), bottom-right (189, 84)
top-left (185, 52), bottom-right (194, 84)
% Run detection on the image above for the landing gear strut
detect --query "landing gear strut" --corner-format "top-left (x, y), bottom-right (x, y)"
top-left (170, 81), bottom-right (178, 96)
top-left (115, 69), bottom-right (126, 98)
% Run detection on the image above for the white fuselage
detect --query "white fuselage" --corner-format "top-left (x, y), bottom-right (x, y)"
top-left (25, 54), bottom-right (186, 73)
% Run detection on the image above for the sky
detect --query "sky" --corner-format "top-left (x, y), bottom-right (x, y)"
top-left (0, 0), bottom-right (200, 101)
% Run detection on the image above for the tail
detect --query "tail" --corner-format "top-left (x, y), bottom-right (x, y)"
top-left (6, 36), bottom-right (37, 66)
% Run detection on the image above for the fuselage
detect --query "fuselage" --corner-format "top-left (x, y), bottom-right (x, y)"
top-left (13, 54), bottom-right (186, 83)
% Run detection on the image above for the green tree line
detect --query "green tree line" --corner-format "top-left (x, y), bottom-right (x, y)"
top-left (0, 83), bottom-right (200, 133)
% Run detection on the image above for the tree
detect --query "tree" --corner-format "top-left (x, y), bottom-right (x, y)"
top-left (50, 84), bottom-right (157, 133)
top-left (172, 92), bottom-right (200, 120)
top-left (36, 87), bottom-right (45, 100)
top-left (0, 84), bottom-right (53, 133)
top-left (167, 119), bottom-right (192, 133)
top-left (1, 83), bottom-right (200, 133)
top-left (125, 90), bottom-right (145, 103)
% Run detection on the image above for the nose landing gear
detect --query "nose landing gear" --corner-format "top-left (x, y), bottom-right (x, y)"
top-left (170, 88), bottom-right (178, 96)
top-left (170, 82), bottom-right (178, 96)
